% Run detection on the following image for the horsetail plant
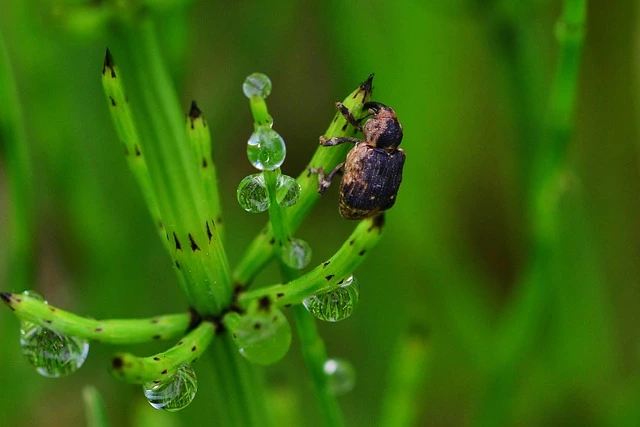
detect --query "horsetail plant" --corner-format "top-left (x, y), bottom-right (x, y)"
top-left (0, 17), bottom-right (389, 425)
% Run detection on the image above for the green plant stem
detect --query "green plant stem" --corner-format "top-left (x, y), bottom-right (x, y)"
top-left (239, 216), bottom-right (384, 308)
top-left (186, 101), bottom-right (224, 241)
top-left (233, 76), bottom-right (374, 287)
top-left (291, 305), bottom-right (345, 427)
top-left (208, 334), bottom-right (272, 427)
top-left (0, 31), bottom-right (34, 291)
top-left (115, 18), bottom-right (231, 315)
top-left (479, 1), bottom-right (587, 425)
top-left (0, 292), bottom-right (191, 344)
top-left (110, 321), bottom-right (215, 384)
top-left (252, 107), bottom-right (345, 426)
top-left (83, 386), bottom-right (111, 427)
top-left (379, 325), bottom-right (430, 427)
top-left (101, 49), bottom-right (168, 250)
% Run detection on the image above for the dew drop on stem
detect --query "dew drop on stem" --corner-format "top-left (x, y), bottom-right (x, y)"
top-left (19, 290), bottom-right (89, 378)
top-left (143, 364), bottom-right (197, 412)
top-left (243, 73), bottom-right (272, 99)
top-left (237, 173), bottom-right (269, 213)
top-left (303, 275), bottom-right (359, 322)
top-left (323, 358), bottom-right (356, 396)
top-left (230, 305), bottom-right (291, 366)
top-left (281, 238), bottom-right (312, 269)
top-left (276, 174), bottom-right (301, 207)
top-left (247, 127), bottom-right (286, 171)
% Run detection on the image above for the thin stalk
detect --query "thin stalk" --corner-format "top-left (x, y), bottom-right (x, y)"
top-left (114, 19), bottom-right (231, 315)
top-left (378, 325), bottom-right (430, 427)
top-left (186, 101), bottom-right (225, 241)
top-left (239, 216), bottom-right (385, 308)
top-left (233, 76), bottom-right (374, 287)
top-left (479, 1), bottom-right (587, 425)
top-left (292, 305), bottom-right (345, 427)
top-left (110, 321), bottom-right (215, 384)
top-left (0, 292), bottom-right (190, 344)
top-left (83, 386), bottom-right (111, 427)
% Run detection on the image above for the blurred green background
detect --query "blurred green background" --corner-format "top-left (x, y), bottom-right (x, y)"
top-left (1, 0), bottom-right (639, 426)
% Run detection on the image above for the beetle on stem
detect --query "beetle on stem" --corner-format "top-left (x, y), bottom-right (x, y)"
top-left (311, 101), bottom-right (406, 220)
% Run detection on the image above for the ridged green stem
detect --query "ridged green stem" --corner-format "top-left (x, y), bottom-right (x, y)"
top-left (233, 76), bottom-right (374, 287)
top-left (110, 321), bottom-right (215, 384)
top-left (0, 292), bottom-right (191, 344)
top-left (239, 216), bottom-right (384, 308)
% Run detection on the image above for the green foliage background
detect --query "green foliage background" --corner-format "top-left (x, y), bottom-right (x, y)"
top-left (1, 0), bottom-right (639, 426)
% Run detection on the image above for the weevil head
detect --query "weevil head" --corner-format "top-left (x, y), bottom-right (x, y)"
top-left (362, 102), bottom-right (403, 150)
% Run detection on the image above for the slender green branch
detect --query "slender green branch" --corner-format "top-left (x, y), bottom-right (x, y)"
top-left (0, 31), bottom-right (34, 291)
top-left (186, 101), bottom-right (225, 241)
top-left (233, 76), bottom-right (374, 287)
top-left (238, 215), bottom-right (384, 308)
top-left (291, 305), bottom-right (345, 427)
top-left (379, 325), bottom-right (430, 427)
top-left (83, 386), bottom-right (111, 427)
top-left (113, 19), bottom-right (231, 315)
top-left (110, 321), bottom-right (215, 384)
top-left (0, 292), bottom-right (191, 344)
top-left (101, 48), bottom-right (167, 249)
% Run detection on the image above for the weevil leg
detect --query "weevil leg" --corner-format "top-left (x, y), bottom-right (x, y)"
top-left (336, 102), bottom-right (363, 130)
top-left (308, 162), bottom-right (345, 194)
top-left (319, 135), bottom-right (362, 146)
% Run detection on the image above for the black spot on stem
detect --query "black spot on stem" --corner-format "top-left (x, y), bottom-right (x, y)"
top-left (322, 261), bottom-right (330, 268)
top-left (359, 249), bottom-right (366, 256)
top-left (349, 239), bottom-right (355, 246)
top-left (95, 327), bottom-right (103, 332)
top-left (109, 96), bottom-right (116, 106)
top-left (189, 100), bottom-right (202, 119)
top-left (276, 293), bottom-right (284, 298)
top-left (0, 293), bottom-right (11, 303)
top-left (175, 260), bottom-right (181, 269)
top-left (134, 145), bottom-right (141, 156)
top-left (369, 213), bottom-right (385, 232)
top-left (258, 296), bottom-right (271, 311)
top-left (253, 322), bottom-right (262, 330)
top-left (206, 222), bottom-right (213, 243)
top-left (202, 157), bottom-right (208, 168)
top-left (325, 274), bottom-right (335, 281)
top-left (192, 345), bottom-right (197, 352)
top-left (162, 369), bottom-right (168, 375)
top-left (152, 334), bottom-right (162, 340)
top-left (189, 234), bottom-right (200, 251)
top-left (45, 320), bottom-right (52, 324)
top-left (112, 357), bottom-right (123, 369)
top-left (103, 48), bottom-right (116, 78)
top-left (173, 233), bottom-right (182, 251)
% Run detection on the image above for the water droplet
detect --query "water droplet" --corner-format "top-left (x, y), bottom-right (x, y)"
top-left (281, 238), bottom-right (312, 269)
top-left (243, 73), bottom-right (272, 99)
top-left (143, 364), bottom-right (198, 412)
top-left (22, 289), bottom-right (46, 301)
top-left (231, 305), bottom-right (291, 366)
top-left (303, 275), bottom-right (359, 322)
top-left (20, 322), bottom-right (89, 378)
top-left (323, 358), bottom-right (356, 396)
top-left (276, 174), bottom-right (301, 207)
top-left (237, 173), bottom-right (269, 213)
top-left (247, 127), bottom-right (286, 171)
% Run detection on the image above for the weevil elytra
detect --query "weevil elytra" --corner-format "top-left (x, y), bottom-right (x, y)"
top-left (312, 101), bottom-right (406, 219)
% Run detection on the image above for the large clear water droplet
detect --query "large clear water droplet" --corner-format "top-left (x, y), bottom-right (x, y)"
top-left (276, 174), bottom-right (301, 207)
top-left (243, 73), bottom-right (272, 99)
top-left (303, 275), bottom-right (359, 322)
top-left (231, 306), bottom-right (291, 366)
top-left (143, 364), bottom-right (198, 412)
top-left (281, 238), bottom-right (312, 269)
top-left (247, 127), bottom-right (286, 171)
top-left (20, 321), bottom-right (89, 378)
top-left (237, 173), bottom-right (269, 213)
top-left (22, 289), bottom-right (46, 301)
top-left (323, 358), bottom-right (356, 396)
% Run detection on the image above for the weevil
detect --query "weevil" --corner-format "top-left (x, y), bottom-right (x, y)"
top-left (312, 101), bottom-right (405, 219)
